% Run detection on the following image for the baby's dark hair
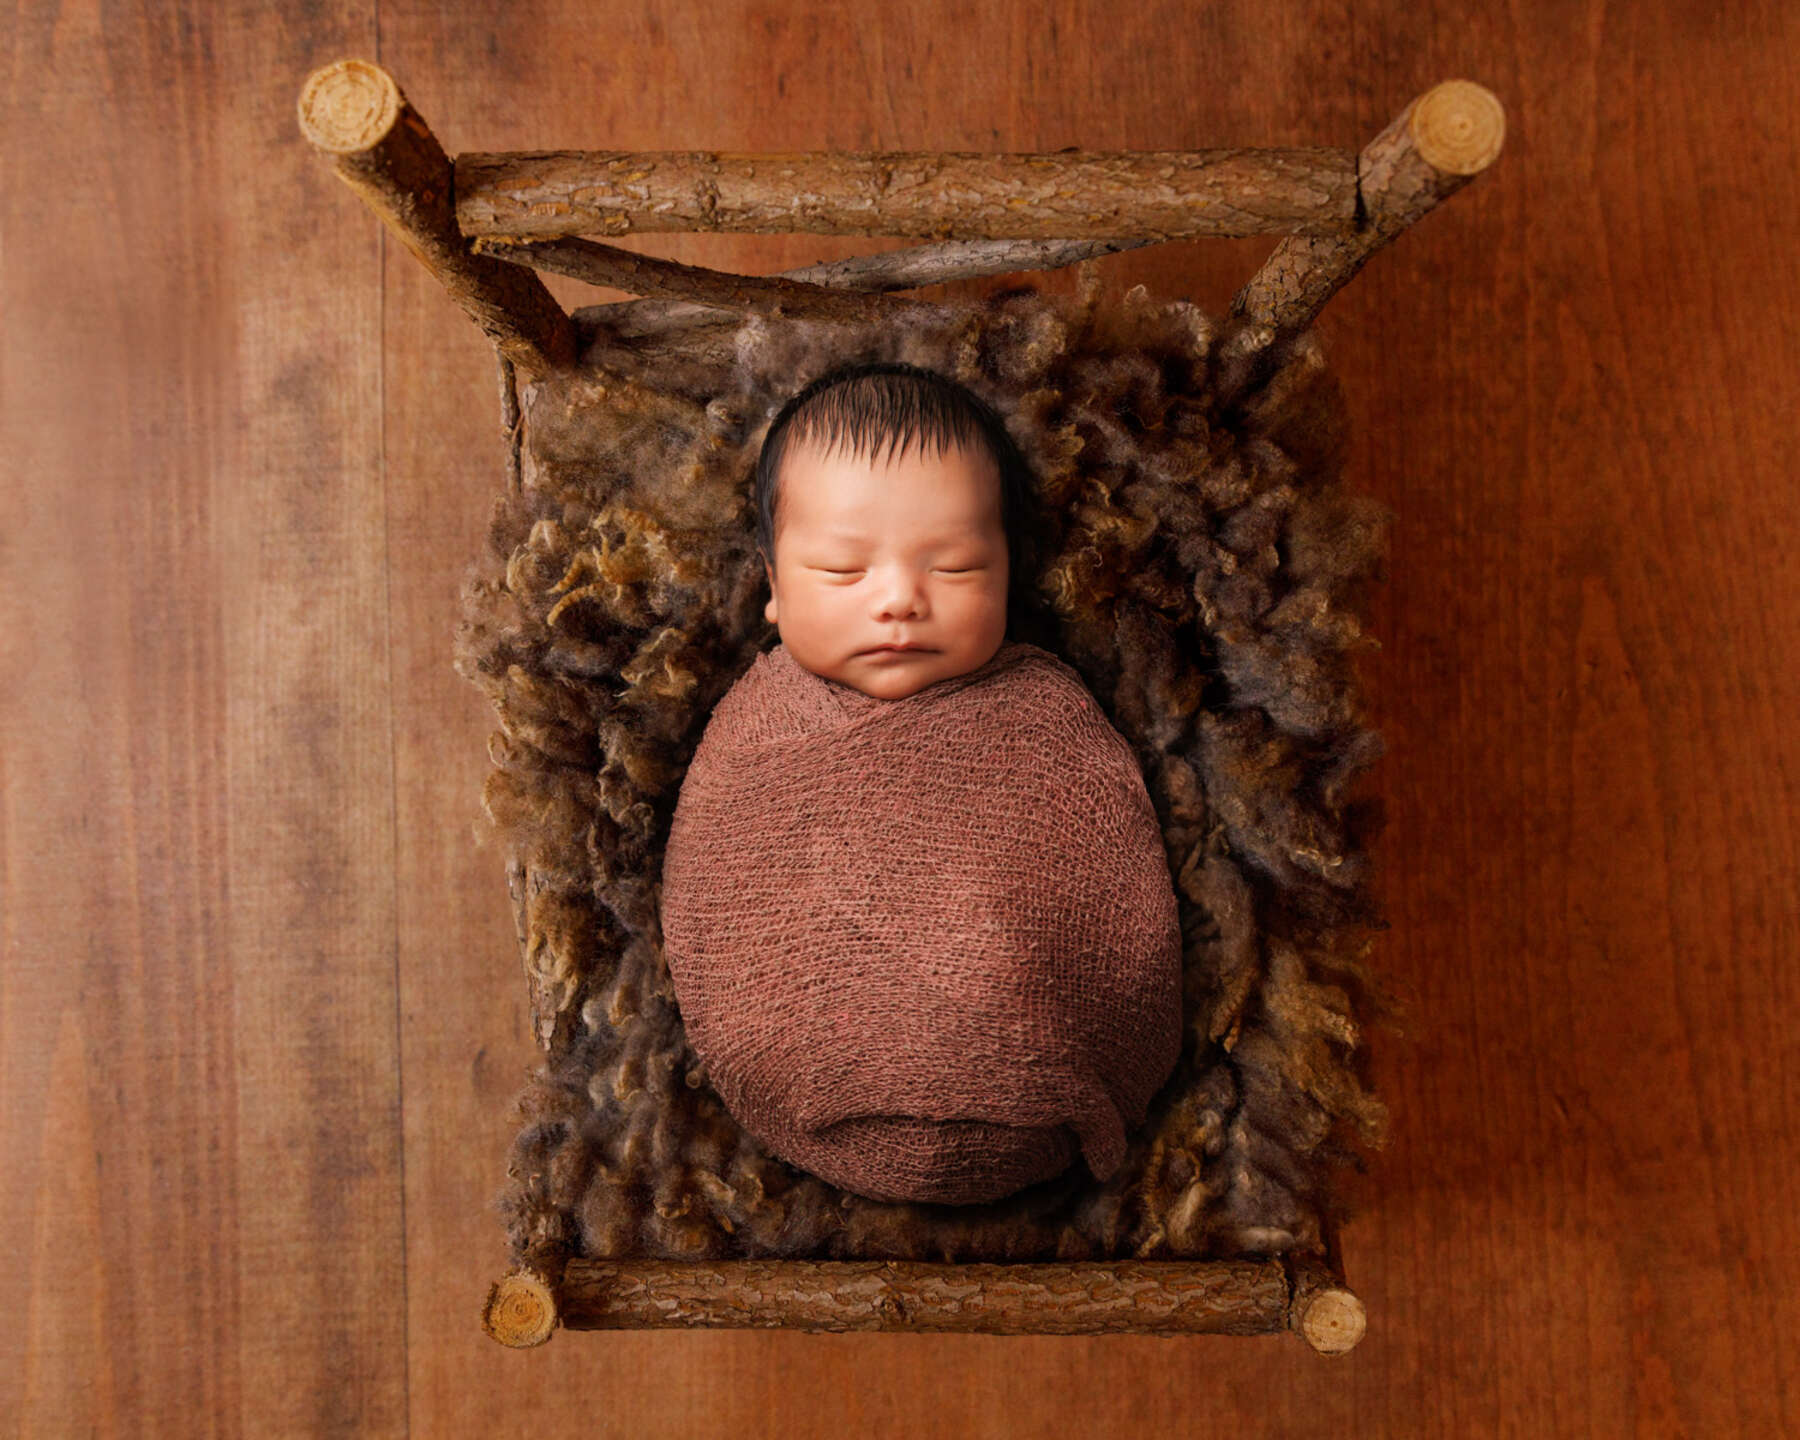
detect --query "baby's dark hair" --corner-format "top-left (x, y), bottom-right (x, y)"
top-left (753, 361), bottom-right (1048, 635)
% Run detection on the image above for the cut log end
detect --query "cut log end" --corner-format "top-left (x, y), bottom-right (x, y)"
top-left (483, 1270), bottom-right (559, 1348)
top-left (298, 58), bottom-right (402, 156)
top-left (1409, 79), bottom-right (1506, 177)
top-left (1296, 1285), bottom-right (1367, 1356)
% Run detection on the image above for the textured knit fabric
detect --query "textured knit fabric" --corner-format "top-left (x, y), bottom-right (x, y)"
top-left (658, 639), bottom-right (1185, 1205)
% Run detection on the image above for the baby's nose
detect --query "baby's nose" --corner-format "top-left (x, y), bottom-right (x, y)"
top-left (874, 575), bottom-right (929, 617)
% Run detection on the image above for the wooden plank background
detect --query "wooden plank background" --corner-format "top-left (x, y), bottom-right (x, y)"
top-left (4, 2), bottom-right (1795, 1435)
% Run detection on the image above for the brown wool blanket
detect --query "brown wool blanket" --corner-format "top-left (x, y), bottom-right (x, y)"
top-left (658, 640), bottom-right (1185, 1206)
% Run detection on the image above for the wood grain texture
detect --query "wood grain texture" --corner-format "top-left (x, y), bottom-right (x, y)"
top-left (4, 1), bottom-right (1797, 1437)
top-left (0, 4), bottom-right (408, 1437)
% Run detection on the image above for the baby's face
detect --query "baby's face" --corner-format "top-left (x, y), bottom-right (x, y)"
top-left (763, 434), bottom-right (1010, 701)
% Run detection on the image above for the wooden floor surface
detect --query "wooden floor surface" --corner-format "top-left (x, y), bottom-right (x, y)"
top-left (4, 2), bottom-right (1796, 1435)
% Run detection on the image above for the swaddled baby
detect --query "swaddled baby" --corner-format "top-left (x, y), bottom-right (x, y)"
top-left (658, 361), bottom-right (1183, 1205)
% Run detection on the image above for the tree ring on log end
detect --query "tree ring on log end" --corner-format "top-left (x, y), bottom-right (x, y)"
top-left (1298, 1286), bottom-right (1367, 1356)
top-left (299, 59), bottom-right (403, 156)
top-left (483, 1270), bottom-right (558, 1347)
top-left (1409, 79), bottom-right (1506, 177)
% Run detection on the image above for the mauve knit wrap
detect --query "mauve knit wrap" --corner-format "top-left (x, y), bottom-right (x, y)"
top-left (658, 640), bottom-right (1185, 1205)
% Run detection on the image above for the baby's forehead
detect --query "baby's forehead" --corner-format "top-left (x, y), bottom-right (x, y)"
top-left (786, 488), bottom-right (994, 538)
top-left (771, 430), bottom-right (1007, 546)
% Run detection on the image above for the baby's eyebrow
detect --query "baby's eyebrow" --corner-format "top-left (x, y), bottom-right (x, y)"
top-left (815, 528), bottom-right (979, 544)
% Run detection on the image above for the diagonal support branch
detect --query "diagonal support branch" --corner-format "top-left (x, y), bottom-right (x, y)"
top-left (568, 236), bottom-right (1160, 337)
top-left (471, 234), bottom-right (931, 324)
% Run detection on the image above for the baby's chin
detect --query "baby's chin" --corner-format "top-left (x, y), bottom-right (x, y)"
top-left (834, 652), bottom-right (968, 701)
top-left (847, 678), bottom-right (932, 701)
top-left (776, 631), bottom-right (1008, 699)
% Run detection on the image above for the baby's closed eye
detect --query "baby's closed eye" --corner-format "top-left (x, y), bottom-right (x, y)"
top-left (808, 564), bottom-right (987, 576)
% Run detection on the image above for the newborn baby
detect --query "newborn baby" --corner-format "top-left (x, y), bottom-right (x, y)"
top-left (658, 361), bottom-right (1184, 1205)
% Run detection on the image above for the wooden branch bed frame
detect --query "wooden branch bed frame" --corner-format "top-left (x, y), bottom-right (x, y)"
top-left (297, 58), bottom-right (1503, 1355)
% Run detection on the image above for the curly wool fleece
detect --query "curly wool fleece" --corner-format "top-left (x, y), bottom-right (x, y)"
top-left (460, 282), bottom-right (1395, 1265)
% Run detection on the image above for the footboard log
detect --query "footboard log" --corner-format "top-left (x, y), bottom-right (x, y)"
top-left (483, 1255), bottom-right (1365, 1351)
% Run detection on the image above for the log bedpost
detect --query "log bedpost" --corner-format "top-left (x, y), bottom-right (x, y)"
top-left (297, 58), bottom-right (578, 376)
top-left (483, 1266), bottom-right (562, 1349)
top-left (1231, 78), bottom-right (1506, 337)
top-left (482, 1240), bottom-right (570, 1349)
top-left (1284, 1226), bottom-right (1369, 1356)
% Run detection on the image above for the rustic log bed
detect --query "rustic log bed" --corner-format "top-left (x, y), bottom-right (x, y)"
top-left (299, 58), bottom-right (1503, 1355)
